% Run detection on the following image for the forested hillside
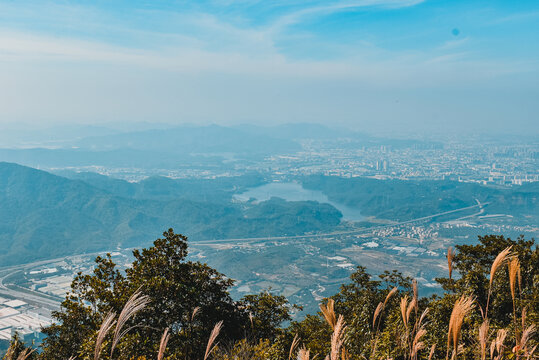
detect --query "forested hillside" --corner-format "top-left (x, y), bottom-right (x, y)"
top-left (0, 163), bottom-right (342, 265)
top-left (300, 175), bottom-right (538, 222)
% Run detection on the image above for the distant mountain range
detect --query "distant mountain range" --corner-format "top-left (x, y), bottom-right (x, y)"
top-left (0, 124), bottom-right (440, 169)
top-left (0, 162), bottom-right (342, 266)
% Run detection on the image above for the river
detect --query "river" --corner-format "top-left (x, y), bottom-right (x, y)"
top-left (234, 182), bottom-right (364, 221)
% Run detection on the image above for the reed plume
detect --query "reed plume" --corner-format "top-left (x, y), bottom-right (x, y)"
top-left (191, 306), bottom-right (201, 322)
top-left (384, 287), bottom-right (398, 307)
top-left (517, 324), bottom-right (536, 357)
top-left (320, 299), bottom-right (337, 330)
top-left (94, 311), bottom-right (116, 360)
top-left (486, 246), bottom-right (512, 318)
top-left (494, 328), bottom-right (508, 360)
top-left (508, 257), bottom-right (520, 302)
top-left (157, 328), bottom-right (170, 360)
top-left (446, 295), bottom-right (475, 360)
top-left (406, 298), bottom-right (416, 326)
top-left (490, 338), bottom-right (496, 360)
top-left (20, 349), bottom-right (33, 360)
top-left (400, 295), bottom-right (409, 329)
top-left (418, 308), bottom-right (429, 328)
top-left (428, 344), bottom-right (436, 360)
top-left (289, 334), bottom-right (300, 360)
top-left (330, 315), bottom-right (346, 360)
top-left (508, 256), bottom-right (521, 348)
top-left (371, 290), bottom-right (399, 358)
top-left (373, 302), bottom-right (383, 330)
top-left (110, 290), bottom-right (150, 357)
top-left (297, 346), bottom-right (310, 360)
top-left (411, 328), bottom-right (426, 360)
top-left (478, 319), bottom-right (489, 360)
top-left (373, 288), bottom-right (397, 342)
top-left (204, 320), bottom-right (223, 360)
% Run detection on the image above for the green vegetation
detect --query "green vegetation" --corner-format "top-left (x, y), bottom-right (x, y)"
top-left (5, 231), bottom-right (537, 360)
top-left (0, 163), bottom-right (342, 265)
top-left (300, 175), bottom-right (538, 222)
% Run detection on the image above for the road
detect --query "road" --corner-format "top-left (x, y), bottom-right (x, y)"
top-left (0, 200), bottom-right (487, 309)
top-left (194, 201), bottom-right (488, 245)
top-left (0, 270), bottom-right (62, 310)
top-left (0, 250), bottom-right (108, 310)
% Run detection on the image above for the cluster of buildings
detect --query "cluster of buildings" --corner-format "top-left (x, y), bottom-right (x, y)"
top-left (373, 225), bottom-right (439, 244)
top-left (260, 140), bottom-right (538, 187)
top-left (0, 298), bottom-right (52, 347)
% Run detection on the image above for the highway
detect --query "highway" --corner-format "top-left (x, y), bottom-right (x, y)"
top-left (0, 270), bottom-right (62, 310)
top-left (0, 200), bottom-right (487, 309)
top-left (0, 250), bottom-right (108, 311)
top-left (194, 201), bottom-right (488, 245)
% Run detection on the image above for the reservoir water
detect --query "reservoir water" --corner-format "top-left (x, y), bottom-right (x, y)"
top-left (235, 182), bottom-right (364, 221)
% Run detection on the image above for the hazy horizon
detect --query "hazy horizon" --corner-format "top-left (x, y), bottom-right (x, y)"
top-left (1, 0), bottom-right (538, 135)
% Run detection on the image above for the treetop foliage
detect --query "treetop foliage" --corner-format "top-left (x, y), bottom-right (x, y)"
top-left (6, 231), bottom-right (537, 360)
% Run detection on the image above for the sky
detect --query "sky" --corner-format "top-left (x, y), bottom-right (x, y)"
top-left (0, 0), bottom-right (538, 135)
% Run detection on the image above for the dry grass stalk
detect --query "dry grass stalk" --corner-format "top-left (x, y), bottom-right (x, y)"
top-left (528, 345), bottom-right (537, 360)
top-left (508, 257), bottom-right (520, 302)
top-left (341, 347), bottom-right (350, 360)
top-left (204, 320), bottom-right (223, 360)
top-left (191, 306), bottom-right (201, 322)
top-left (320, 299), bottom-right (337, 330)
top-left (447, 247), bottom-right (455, 279)
top-left (489, 246), bottom-right (512, 288)
top-left (110, 290), bottom-right (150, 357)
top-left (508, 256), bottom-right (521, 349)
top-left (406, 298), bottom-right (416, 325)
top-left (446, 295), bottom-right (475, 360)
top-left (4, 344), bottom-right (15, 360)
top-left (330, 315), bottom-right (346, 360)
top-left (411, 328), bottom-right (426, 359)
top-left (486, 246), bottom-right (512, 318)
top-left (400, 296), bottom-right (409, 328)
top-left (490, 339), bottom-right (496, 360)
top-left (517, 324), bottom-right (536, 357)
top-left (419, 308), bottom-right (429, 328)
top-left (373, 302), bottom-right (383, 330)
top-left (157, 328), bottom-right (170, 360)
top-left (495, 328), bottom-right (508, 359)
top-left (14, 348), bottom-right (35, 360)
top-left (478, 319), bottom-right (489, 360)
top-left (428, 344), bottom-right (436, 360)
top-left (289, 334), bottom-right (300, 360)
top-left (384, 287), bottom-right (398, 307)
top-left (94, 311), bottom-right (117, 360)
top-left (297, 346), bottom-right (310, 360)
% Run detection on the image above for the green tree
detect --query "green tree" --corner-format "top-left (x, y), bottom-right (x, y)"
top-left (41, 229), bottom-right (249, 360)
top-left (426, 234), bottom-right (539, 359)
top-left (239, 290), bottom-right (298, 342)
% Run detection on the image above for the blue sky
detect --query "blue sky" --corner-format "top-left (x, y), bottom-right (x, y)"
top-left (0, 0), bottom-right (538, 134)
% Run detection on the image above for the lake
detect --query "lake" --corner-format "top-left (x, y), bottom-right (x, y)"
top-left (235, 182), bottom-right (364, 221)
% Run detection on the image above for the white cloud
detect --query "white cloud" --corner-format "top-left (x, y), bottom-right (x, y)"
top-left (268, 0), bottom-right (425, 32)
top-left (0, 0), bottom-right (537, 133)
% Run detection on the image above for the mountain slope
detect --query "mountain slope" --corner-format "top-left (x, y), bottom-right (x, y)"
top-left (0, 163), bottom-right (342, 266)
